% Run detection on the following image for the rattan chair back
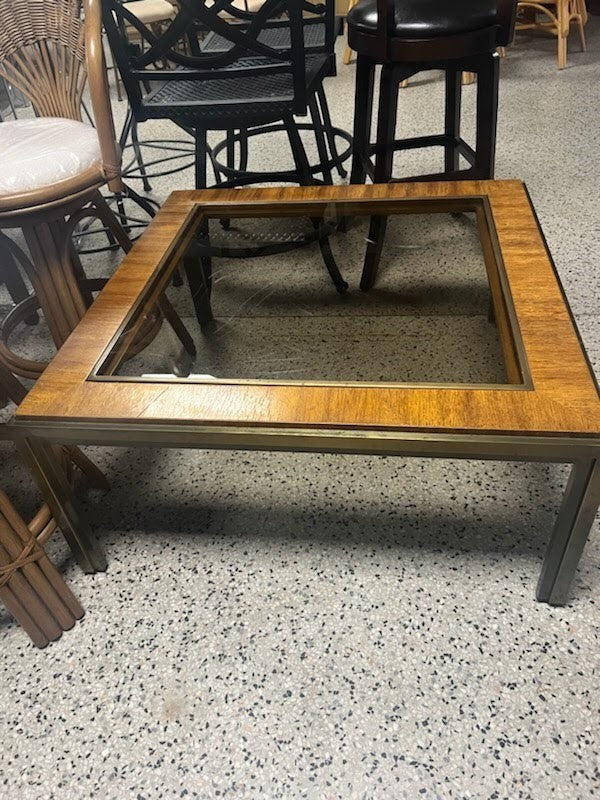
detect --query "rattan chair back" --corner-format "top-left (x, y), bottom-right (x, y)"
top-left (0, 0), bottom-right (86, 119)
top-left (0, 0), bottom-right (121, 185)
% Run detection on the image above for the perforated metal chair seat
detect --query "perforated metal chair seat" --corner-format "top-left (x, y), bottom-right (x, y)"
top-left (200, 21), bottom-right (326, 53)
top-left (142, 53), bottom-right (330, 126)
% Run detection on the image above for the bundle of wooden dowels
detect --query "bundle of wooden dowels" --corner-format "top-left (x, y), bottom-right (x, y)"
top-left (0, 489), bottom-right (83, 648)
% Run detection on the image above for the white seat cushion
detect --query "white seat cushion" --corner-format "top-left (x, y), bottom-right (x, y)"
top-left (123, 0), bottom-right (176, 24)
top-left (0, 117), bottom-right (102, 198)
top-left (223, 0), bottom-right (267, 11)
top-left (208, 0), bottom-right (268, 14)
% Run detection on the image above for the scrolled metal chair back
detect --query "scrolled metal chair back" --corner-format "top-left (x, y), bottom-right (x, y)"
top-left (103, 0), bottom-right (309, 115)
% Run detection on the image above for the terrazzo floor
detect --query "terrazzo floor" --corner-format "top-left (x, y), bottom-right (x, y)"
top-left (1, 21), bottom-right (600, 800)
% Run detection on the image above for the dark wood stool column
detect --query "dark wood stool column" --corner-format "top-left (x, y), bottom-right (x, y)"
top-left (347, 0), bottom-right (517, 290)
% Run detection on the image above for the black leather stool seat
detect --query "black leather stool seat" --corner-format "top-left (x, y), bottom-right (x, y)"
top-left (348, 0), bottom-right (498, 39)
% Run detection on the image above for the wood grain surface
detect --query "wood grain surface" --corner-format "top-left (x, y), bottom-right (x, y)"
top-left (14, 181), bottom-right (600, 438)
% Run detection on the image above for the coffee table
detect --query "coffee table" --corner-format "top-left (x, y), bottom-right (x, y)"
top-left (10, 180), bottom-right (600, 605)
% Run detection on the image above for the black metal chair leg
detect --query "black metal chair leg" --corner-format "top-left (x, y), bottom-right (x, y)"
top-left (157, 294), bottom-right (196, 356)
top-left (285, 116), bottom-right (311, 183)
top-left (360, 64), bottom-right (400, 291)
top-left (218, 130), bottom-right (236, 230)
top-left (239, 128), bottom-right (249, 172)
top-left (116, 195), bottom-right (129, 236)
top-left (226, 130), bottom-right (235, 172)
top-left (183, 251), bottom-right (214, 329)
top-left (361, 215), bottom-right (389, 291)
top-left (215, 131), bottom-right (233, 231)
top-left (308, 93), bottom-right (333, 185)
top-left (286, 116), bottom-right (348, 294)
top-left (350, 55), bottom-right (375, 185)
top-left (444, 67), bottom-right (462, 173)
top-left (121, 182), bottom-right (159, 219)
top-left (131, 118), bottom-right (152, 193)
top-left (194, 128), bottom-right (208, 190)
top-left (474, 52), bottom-right (499, 179)
top-left (172, 268), bottom-right (184, 288)
top-left (317, 85), bottom-right (347, 179)
top-left (190, 128), bottom-right (214, 325)
top-left (118, 106), bottom-right (134, 152)
top-left (186, 122), bottom-right (213, 330)
top-left (318, 231), bottom-right (349, 294)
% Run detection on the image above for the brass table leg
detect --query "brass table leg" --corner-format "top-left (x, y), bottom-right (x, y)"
top-left (14, 430), bottom-right (600, 602)
top-left (18, 437), bottom-right (107, 574)
top-left (537, 459), bottom-right (600, 605)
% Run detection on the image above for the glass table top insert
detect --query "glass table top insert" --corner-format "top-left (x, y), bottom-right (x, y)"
top-left (94, 199), bottom-right (526, 388)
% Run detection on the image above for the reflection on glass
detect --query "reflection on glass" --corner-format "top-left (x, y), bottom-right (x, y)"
top-left (96, 207), bottom-right (510, 386)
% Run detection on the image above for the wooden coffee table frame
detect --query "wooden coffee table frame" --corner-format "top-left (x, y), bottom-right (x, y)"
top-left (9, 180), bottom-right (600, 605)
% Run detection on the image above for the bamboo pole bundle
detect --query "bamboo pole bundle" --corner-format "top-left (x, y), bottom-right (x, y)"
top-left (0, 490), bottom-right (84, 648)
top-left (0, 360), bottom-right (95, 646)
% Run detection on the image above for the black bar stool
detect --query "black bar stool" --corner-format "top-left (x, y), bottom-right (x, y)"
top-left (348, 0), bottom-right (517, 289)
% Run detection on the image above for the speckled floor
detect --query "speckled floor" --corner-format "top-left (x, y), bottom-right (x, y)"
top-left (1, 22), bottom-right (600, 800)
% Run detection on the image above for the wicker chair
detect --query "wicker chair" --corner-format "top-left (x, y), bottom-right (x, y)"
top-left (0, 0), bottom-right (196, 379)
top-left (0, 0), bottom-right (163, 379)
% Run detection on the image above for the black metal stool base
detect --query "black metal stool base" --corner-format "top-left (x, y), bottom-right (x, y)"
top-left (210, 122), bottom-right (352, 189)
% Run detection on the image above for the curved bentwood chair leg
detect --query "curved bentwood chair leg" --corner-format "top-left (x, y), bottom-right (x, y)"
top-left (285, 116), bottom-right (348, 294)
top-left (0, 235), bottom-right (39, 325)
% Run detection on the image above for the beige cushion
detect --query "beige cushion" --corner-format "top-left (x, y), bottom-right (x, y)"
top-left (0, 117), bottom-right (102, 198)
top-left (123, 0), bottom-right (176, 24)
top-left (206, 0), bottom-right (272, 14)
top-left (228, 0), bottom-right (268, 11)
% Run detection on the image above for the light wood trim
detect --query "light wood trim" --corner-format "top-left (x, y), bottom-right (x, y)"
top-left (516, 0), bottom-right (587, 69)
